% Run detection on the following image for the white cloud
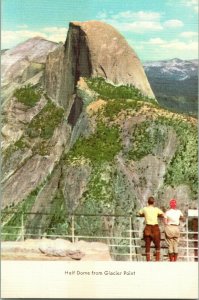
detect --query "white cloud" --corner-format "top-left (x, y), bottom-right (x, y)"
top-left (147, 38), bottom-right (165, 45)
top-left (97, 10), bottom-right (163, 33)
top-left (2, 30), bottom-right (48, 46)
top-left (109, 19), bottom-right (163, 33)
top-left (172, 0), bottom-right (199, 13)
top-left (42, 27), bottom-right (67, 34)
top-left (162, 40), bottom-right (198, 51)
top-left (184, 0), bottom-right (198, 12)
top-left (112, 10), bottom-right (161, 21)
top-left (180, 31), bottom-right (198, 38)
top-left (42, 27), bottom-right (68, 43)
top-left (136, 37), bottom-right (198, 60)
top-left (1, 27), bottom-right (68, 49)
top-left (17, 24), bottom-right (28, 29)
top-left (164, 19), bottom-right (184, 28)
top-left (96, 11), bottom-right (108, 19)
top-left (145, 37), bottom-right (198, 51)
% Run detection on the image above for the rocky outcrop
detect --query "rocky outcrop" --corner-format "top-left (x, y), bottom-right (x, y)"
top-left (1, 94), bottom-right (70, 208)
top-left (1, 238), bottom-right (112, 261)
top-left (2, 153), bottom-right (60, 209)
top-left (44, 44), bottom-right (65, 103)
top-left (1, 37), bottom-right (58, 102)
top-left (61, 161), bottom-right (92, 213)
top-left (1, 96), bottom-right (48, 151)
top-left (57, 21), bottom-right (93, 111)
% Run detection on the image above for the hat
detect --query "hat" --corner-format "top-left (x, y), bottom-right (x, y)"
top-left (170, 199), bottom-right (177, 209)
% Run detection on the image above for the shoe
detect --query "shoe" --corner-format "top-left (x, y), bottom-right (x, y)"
top-left (173, 253), bottom-right (178, 261)
top-left (155, 250), bottom-right (160, 261)
top-left (146, 253), bottom-right (150, 261)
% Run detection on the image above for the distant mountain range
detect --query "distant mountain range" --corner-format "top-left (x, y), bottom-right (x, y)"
top-left (144, 58), bottom-right (198, 116)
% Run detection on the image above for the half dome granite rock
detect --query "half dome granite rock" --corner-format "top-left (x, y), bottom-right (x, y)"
top-left (45, 20), bottom-right (155, 111)
top-left (70, 21), bottom-right (155, 98)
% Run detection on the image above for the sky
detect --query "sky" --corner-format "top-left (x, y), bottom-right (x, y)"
top-left (1, 0), bottom-right (198, 61)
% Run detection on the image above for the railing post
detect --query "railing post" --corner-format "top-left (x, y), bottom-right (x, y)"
top-left (21, 213), bottom-right (24, 241)
top-left (38, 228), bottom-right (41, 239)
top-left (186, 218), bottom-right (189, 261)
top-left (129, 216), bottom-right (132, 261)
top-left (71, 215), bottom-right (75, 243)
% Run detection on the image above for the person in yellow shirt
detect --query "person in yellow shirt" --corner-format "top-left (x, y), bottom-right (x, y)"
top-left (137, 197), bottom-right (164, 261)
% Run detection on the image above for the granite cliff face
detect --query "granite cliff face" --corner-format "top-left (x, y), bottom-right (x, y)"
top-left (1, 21), bottom-right (197, 254)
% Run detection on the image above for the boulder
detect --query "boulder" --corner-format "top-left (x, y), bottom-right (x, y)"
top-left (1, 238), bottom-right (112, 261)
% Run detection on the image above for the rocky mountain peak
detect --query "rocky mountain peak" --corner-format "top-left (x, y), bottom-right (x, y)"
top-left (3, 37), bottom-right (58, 61)
top-left (1, 37), bottom-right (59, 102)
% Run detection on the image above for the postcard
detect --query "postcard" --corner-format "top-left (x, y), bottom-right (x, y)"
top-left (1, 0), bottom-right (198, 298)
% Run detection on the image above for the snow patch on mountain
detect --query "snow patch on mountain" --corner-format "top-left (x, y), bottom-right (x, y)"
top-left (144, 58), bottom-right (198, 81)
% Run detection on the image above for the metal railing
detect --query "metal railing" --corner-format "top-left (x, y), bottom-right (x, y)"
top-left (1, 211), bottom-right (198, 261)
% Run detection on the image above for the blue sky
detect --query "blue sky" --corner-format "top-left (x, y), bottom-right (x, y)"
top-left (2, 0), bottom-right (198, 61)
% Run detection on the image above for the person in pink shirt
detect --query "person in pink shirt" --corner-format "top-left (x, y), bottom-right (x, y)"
top-left (164, 199), bottom-right (185, 261)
